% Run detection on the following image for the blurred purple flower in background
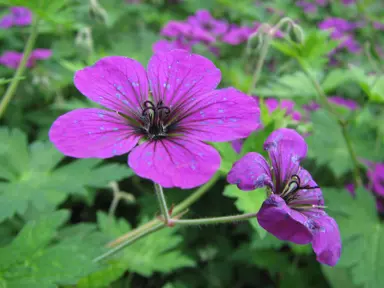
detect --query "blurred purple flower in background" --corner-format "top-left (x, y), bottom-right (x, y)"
top-left (345, 162), bottom-right (384, 213)
top-left (0, 6), bottom-right (32, 28)
top-left (373, 21), bottom-right (384, 31)
top-left (187, 9), bottom-right (228, 37)
top-left (228, 128), bottom-right (341, 266)
top-left (342, 0), bottom-right (356, 5)
top-left (318, 18), bottom-right (361, 54)
top-left (0, 49), bottom-right (52, 69)
top-left (49, 50), bottom-right (261, 189)
top-left (303, 96), bottom-right (359, 113)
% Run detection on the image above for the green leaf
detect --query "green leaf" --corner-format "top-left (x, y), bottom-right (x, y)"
top-left (211, 142), bottom-right (239, 174)
top-left (0, 211), bottom-right (106, 288)
top-left (306, 110), bottom-right (353, 177)
top-left (349, 65), bottom-right (384, 103)
top-left (223, 185), bottom-right (267, 238)
top-left (321, 69), bottom-right (354, 93)
top-left (253, 71), bottom-right (318, 98)
top-left (0, 128), bottom-right (134, 221)
top-left (323, 187), bottom-right (384, 288)
top-left (77, 212), bottom-right (195, 287)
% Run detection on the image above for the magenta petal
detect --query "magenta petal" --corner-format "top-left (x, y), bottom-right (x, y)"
top-left (147, 50), bottom-right (221, 107)
top-left (227, 152), bottom-right (273, 191)
top-left (31, 49), bottom-right (52, 60)
top-left (74, 56), bottom-right (149, 114)
top-left (290, 168), bottom-right (324, 207)
top-left (257, 195), bottom-right (313, 244)
top-left (180, 88), bottom-right (260, 142)
top-left (264, 128), bottom-right (308, 188)
top-left (312, 216), bottom-right (341, 266)
top-left (128, 138), bottom-right (221, 189)
top-left (49, 108), bottom-right (140, 158)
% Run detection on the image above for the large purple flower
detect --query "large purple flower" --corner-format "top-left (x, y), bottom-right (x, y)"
top-left (0, 49), bottom-right (52, 69)
top-left (227, 128), bottom-right (341, 266)
top-left (49, 50), bottom-right (260, 188)
top-left (0, 6), bottom-right (32, 28)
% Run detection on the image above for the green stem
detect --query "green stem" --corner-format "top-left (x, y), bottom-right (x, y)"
top-left (107, 173), bottom-right (221, 247)
top-left (297, 58), bottom-right (362, 187)
top-left (154, 182), bottom-right (170, 224)
top-left (169, 212), bottom-right (257, 226)
top-left (93, 223), bottom-right (164, 263)
top-left (247, 35), bottom-right (271, 95)
top-left (0, 17), bottom-right (40, 119)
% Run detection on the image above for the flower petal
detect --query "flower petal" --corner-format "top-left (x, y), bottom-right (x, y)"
top-left (128, 138), bottom-right (220, 189)
top-left (263, 128), bottom-right (308, 190)
top-left (311, 215), bottom-right (341, 266)
top-left (227, 152), bottom-right (273, 191)
top-left (147, 50), bottom-right (221, 107)
top-left (257, 194), bottom-right (313, 244)
top-left (49, 108), bottom-right (140, 158)
top-left (74, 56), bottom-right (149, 115)
top-left (177, 88), bottom-right (261, 142)
top-left (289, 168), bottom-right (324, 207)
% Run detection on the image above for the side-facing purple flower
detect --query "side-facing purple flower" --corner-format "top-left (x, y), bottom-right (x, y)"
top-left (367, 163), bottom-right (384, 197)
top-left (263, 98), bottom-right (302, 121)
top-left (49, 50), bottom-right (261, 189)
top-left (0, 49), bottom-right (52, 69)
top-left (227, 128), bottom-right (341, 266)
top-left (187, 10), bottom-right (228, 37)
top-left (0, 6), bottom-right (32, 28)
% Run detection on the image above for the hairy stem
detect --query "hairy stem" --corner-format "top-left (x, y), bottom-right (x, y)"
top-left (247, 36), bottom-right (271, 95)
top-left (297, 58), bottom-right (362, 187)
top-left (0, 17), bottom-right (40, 119)
top-left (169, 212), bottom-right (257, 226)
top-left (107, 172), bottom-right (221, 247)
top-left (154, 182), bottom-right (170, 224)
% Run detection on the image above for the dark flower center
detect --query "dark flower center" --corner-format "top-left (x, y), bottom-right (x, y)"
top-left (280, 174), bottom-right (323, 210)
top-left (140, 100), bottom-right (172, 140)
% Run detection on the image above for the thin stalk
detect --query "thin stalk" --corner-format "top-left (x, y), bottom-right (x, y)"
top-left (0, 17), bottom-right (40, 119)
top-left (169, 212), bottom-right (257, 226)
top-left (297, 58), bottom-right (362, 187)
top-left (107, 173), bottom-right (221, 247)
top-left (154, 182), bottom-right (170, 224)
top-left (93, 223), bottom-right (164, 263)
top-left (247, 36), bottom-right (271, 95)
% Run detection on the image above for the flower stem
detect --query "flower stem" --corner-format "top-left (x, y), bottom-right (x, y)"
top-left (93, 222), bottom-right (164, 263)
top-left (297, 58), bottom-right (362, 187)
top-left (247, 35), bottom-right (271, 95)
top-left (0, 17), bottom-right (40, 119)
top-left (154, 182), bottom-right (170, 224)
top-left (107, 173), bottom-right (221, 248)
top-left (168, 212), bottom-right (257, 226)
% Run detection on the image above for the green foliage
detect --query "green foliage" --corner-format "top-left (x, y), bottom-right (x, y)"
top-left (0, 210), bottom-right (104, 288)
top-left (349, 65), bottom-right (384, 103)
top-left (0, 128), bottom-right (133, 221)
top-left (323, 187), bottom-right (384, 288)
top-left (77, 212), bottom-right (195, 287)
top-left (223, 185), bottom-right (267, 237)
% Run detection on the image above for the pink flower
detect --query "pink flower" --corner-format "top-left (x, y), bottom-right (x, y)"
top-left (0, 49), bottom-right (52, 69)
top-left (228, 128), bottom-right (341, 266)
top-left (0, 6), bottom-right (32, 28)
top-left (49, 50), bottom-right (261, 188)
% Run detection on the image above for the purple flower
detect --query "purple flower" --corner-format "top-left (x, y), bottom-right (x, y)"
top-left (187, 10), bottom-right (228, 37)
top-left (49, 50), bottom-right (261, 189)
top-left (342, 0), bottom-right (355, 5)
top-left (303, 97), bottom-right (359, 112)
top-left (373, 22), bottom-right (384, 31)
top-left (263, 98), bottom-right (302, 121)
top-left (328, 96), bottom-right (359, 110)
top-left (222, 24), bottom-right (253, 45)
top-left (0, 6), bottom-right (32, 28)
top-left (0, 49), bottom-right (52, 69)
top-left (161, 21), bottom-right (215, 45)
top-left (318, 18), bottom-right (356, 33)
top-left (367, 163), bottom-right (384, 197)
top-left (152, 39), bottom-right (191, 53)
top-left (227, 128), bottom-right (341, 266)
top-left (296, 1), bottom-right (318, 14)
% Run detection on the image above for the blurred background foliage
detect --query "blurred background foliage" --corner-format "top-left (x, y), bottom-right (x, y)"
top-left (0, 0), bottom-right (383, 287)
